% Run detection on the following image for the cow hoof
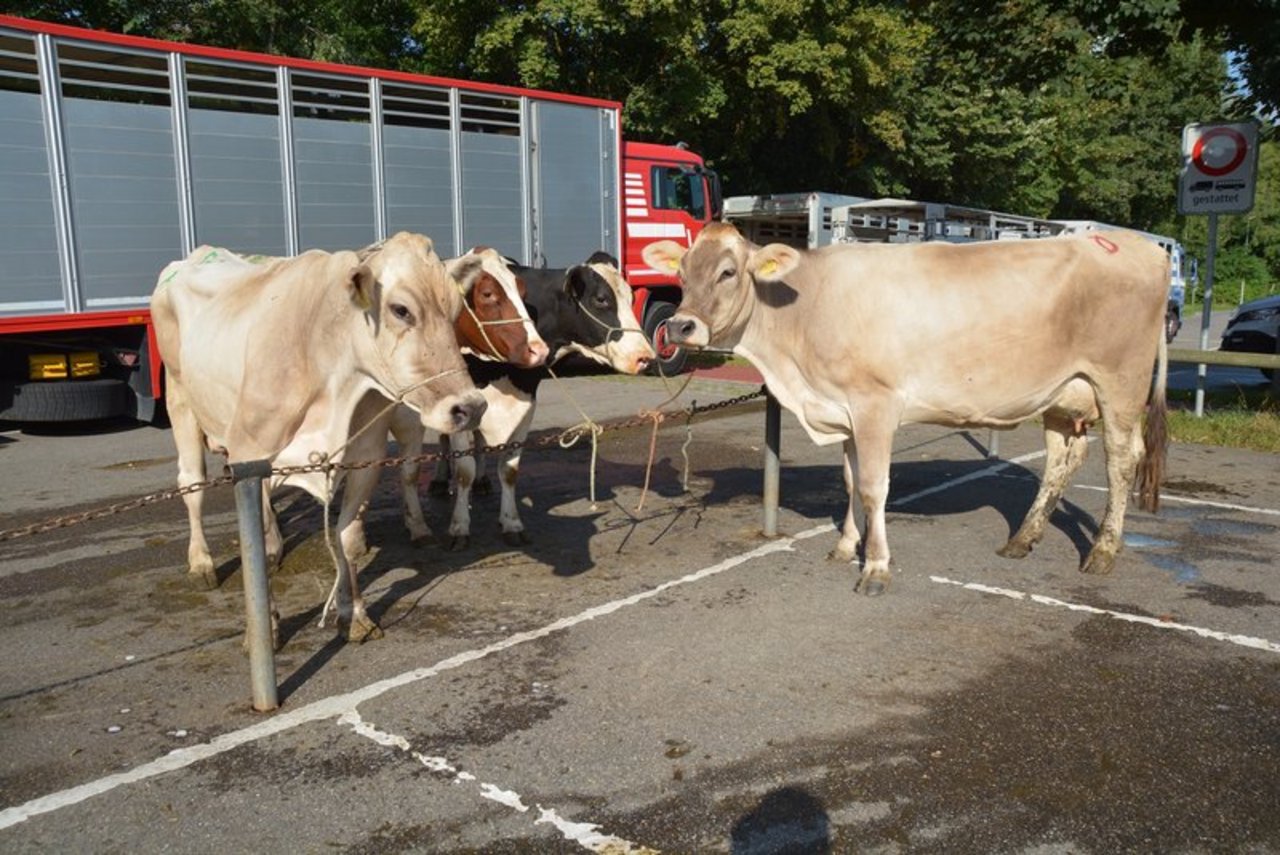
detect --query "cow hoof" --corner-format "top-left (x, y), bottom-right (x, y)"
top-left (189, 566), bottom-right (218, 591)
top-left (428, 479), bottom-right (451, 498)
top-left (474, 476), bottom-right (493, 497)
top-left (448, 535), bottom-right (470, 551)
top-left (997, 541), bottom-right (1031, 560)
top-left (502, 530), bottom-right (531, 546)
top-left (827, 546), bottom-right (857, 563)
top-left (410, 531), bottom-right (438, 547)
top-left (854, 575), bottom-right (889, 597)
top-left (344, 616), bottom-right (384, 643)
top-left (1080, 550), bottom-right (1117, 576)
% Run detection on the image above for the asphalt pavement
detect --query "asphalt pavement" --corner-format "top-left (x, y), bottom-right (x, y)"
top-left (1, 363), bottom-right (1277, 852)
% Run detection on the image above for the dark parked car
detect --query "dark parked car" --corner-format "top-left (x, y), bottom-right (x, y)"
top-left (1220, 293), bottom-right (1280, 380)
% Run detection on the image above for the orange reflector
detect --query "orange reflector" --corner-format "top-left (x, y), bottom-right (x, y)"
top-left (70, 351), bottom-right (101, 378)
top-left (29, 354), bottom-right (68, 380)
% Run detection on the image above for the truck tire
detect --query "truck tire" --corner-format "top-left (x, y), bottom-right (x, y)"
top-left (1165, 308), bottom-right (1181, 344)
top-left (0, 378), bottom-right (130, 423)
top-left (643, 301), bottom-right (689, 376)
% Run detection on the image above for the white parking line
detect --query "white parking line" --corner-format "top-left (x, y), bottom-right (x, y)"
top-left (1074, 484), bottom-right (1280, 517)
top-left (339, 711), bottom-right (659, 854)
top-left (931, 576), bottom-right (1280, 654)
top-left (0, 524), bottom-right (835, 832)
top-left (6, 441), bottom-right (1271, 838)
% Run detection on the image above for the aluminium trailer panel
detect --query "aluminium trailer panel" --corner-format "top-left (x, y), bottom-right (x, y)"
top-left (0, 14), bottom-right (623, 323)
top-left (722, 192), bottom-right (868, 250)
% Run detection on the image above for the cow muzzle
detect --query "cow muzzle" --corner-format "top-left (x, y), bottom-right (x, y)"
top-left (666, 313), bottom-right (709, 348)
top-left (424, 390), bottom-right (488, 434)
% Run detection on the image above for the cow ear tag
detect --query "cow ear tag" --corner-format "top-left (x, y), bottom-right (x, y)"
top-left (759, 259), bottom-right (779, 277)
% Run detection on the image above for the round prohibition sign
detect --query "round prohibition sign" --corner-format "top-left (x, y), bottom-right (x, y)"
top-left (1191, 127), bottom-right (1248, 177)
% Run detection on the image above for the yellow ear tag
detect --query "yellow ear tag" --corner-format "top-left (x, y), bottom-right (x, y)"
top-left (664, 256), bottom-right (680, 272)
top-left (759, 259), bottom-right (779, 276)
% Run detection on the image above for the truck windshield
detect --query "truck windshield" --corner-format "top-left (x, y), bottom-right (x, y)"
top-left (653, 166), bottom-right (707, 219)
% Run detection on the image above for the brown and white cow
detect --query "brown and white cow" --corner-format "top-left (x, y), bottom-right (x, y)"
top-left (152, 232), bottom-right (488, 641)
top-left (396, 253), bottom-right (655, 549)
top-left (644, 224), bottom-right (1169, 594)
top-left (356, 249), bottom-right (550, 549)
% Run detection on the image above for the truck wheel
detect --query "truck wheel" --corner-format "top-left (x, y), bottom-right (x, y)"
top-left (0, 378), bottom-right (130, 423)
top-left (1165, 309), bottom-right (1181, 344)
top-left (643, 301), bottom-right (688, 376)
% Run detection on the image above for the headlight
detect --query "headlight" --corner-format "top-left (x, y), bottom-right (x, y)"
top-left (1234, 306), bottom-right (1280, 324)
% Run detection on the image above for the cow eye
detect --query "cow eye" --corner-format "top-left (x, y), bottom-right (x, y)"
top-left (389, 303), bottom-right (414, 323)
top-left (719, 267), bottom-right (736, 281)
top-left (592, 293), bottom-right (611, 309)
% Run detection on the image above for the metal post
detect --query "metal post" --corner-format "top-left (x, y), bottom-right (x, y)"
top-left (230, 459), bottom-right (279, 712)
top-left (762, 391), bottom-right (781, 537)
top-left (987, 429), bottom-right (1000, 459)
top-left (1195, 213), bottom-right (1219, 417)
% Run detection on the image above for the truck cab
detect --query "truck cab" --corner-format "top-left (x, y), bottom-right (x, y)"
top-left (621, 141), bottom-right (721, 374)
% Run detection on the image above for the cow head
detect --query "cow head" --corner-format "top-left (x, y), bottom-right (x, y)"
top-left (446, 248), bottom-right (549, 368)
top-left (558, 256), bottom-right (654, 374)
top-left (642, 223), bottom-right (799, 349)
top-left (352, 232), bottom-right (487, 433)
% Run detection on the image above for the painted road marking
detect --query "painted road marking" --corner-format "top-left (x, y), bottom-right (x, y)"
top-left (4, 440), bottom-right (1273, 836)
top-left (0, 525), bottom-right (835, 832)
top-left (889, 447), bottom-right (1050, 508)
top-left (931, 576), bottom-right (1280, 655)
top-left (1075, 484), bottom-right (1280, 517)
top-left (340, 711), bottom-right (658, 854)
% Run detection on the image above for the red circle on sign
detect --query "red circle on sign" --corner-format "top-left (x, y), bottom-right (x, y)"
top-left (1191, 127), bottom-right (1247, 177)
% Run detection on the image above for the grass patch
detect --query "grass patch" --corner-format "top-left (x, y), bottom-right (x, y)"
top-left (1166, 387), bottom-right (1280, 453)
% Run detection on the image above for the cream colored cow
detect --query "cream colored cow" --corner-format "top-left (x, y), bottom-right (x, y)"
top-left (645, 224), bottom-right (1169, 594)
top-left (152, 232), bottom-right (487, 641)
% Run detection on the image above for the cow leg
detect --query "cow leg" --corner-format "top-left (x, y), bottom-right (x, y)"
top-left (828, 438), bottom-right (862, 563)
top-left (389, 407), bottom-right (434, 545)
top-left (428, 435), bottom-right (453, 497)
top-left (851, 421), bottom-right (896, 596)
top-left (1080, 415), bottom-right (1143, 575)
top-left (260, 482), bottom-right (283, 572)
top-left (494, 406), bottom-right (535, 546)
top-left (998, 413), bottom-right (1089, 559)
top-left (332, 464), bottom-right (384, 642)
top-left (166, 381), bottom-right (218, 589)
top-left (447, 430), bottom-right (476, 550)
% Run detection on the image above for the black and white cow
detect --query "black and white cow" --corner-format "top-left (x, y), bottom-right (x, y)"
top-left (389, 253), bottom-right (655, 548)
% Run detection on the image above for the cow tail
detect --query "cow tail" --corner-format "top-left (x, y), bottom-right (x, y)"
top-left (1137, 328), bottom-right (1168, 513)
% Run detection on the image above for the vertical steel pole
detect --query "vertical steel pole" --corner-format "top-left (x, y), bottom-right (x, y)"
top-left (230, 460), bottom-right (279, 712)
top-left (1195, 213), bottom-right (1219, 418)
top-left (762, 391), bottom-right (781, 537)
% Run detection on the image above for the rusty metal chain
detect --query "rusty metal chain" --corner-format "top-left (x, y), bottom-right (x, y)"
top-left (0, 475), bottom-right (236, 542)
top-left (0, 385), bottom-right (767, 543)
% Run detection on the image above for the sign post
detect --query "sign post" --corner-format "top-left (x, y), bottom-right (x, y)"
top-left (1178, 121), bottom-right (1260, 416)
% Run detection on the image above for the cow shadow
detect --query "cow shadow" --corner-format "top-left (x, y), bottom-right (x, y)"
top-left (612, 451), bottom-right (1100, 568)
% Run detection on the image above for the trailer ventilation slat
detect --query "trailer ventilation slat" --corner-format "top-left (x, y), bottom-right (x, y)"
top-left (185, 59), bottom-right (279, 116)
top-left (56, 42), bottom-right (169, 106)
top-left (0, 32), bottom-right (40, 92)
top-left (460, 91), bottom-right (519, 135)
top-left (291, 71), bottom-right (370, 122)
top-left (381, 81), bottom-right (450, 130)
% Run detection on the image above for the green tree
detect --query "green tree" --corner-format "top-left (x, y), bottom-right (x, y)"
top-left (408, 0), bottom-right (930, 193)
top-left (6, 0), bottom-right (417, 65)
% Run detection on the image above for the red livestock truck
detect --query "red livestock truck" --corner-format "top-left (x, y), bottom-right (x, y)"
top-left (0, 15), bottom-right (720, 422)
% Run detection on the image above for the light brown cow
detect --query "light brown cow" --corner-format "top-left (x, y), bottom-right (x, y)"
top-left (152, 232), bottom-right (487, 641)
top-left (644, 224), bottom-right (1168, 594)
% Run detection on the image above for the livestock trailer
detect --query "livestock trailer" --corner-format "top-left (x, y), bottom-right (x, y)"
top-left (0, 15), bottom-right (719, 421)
